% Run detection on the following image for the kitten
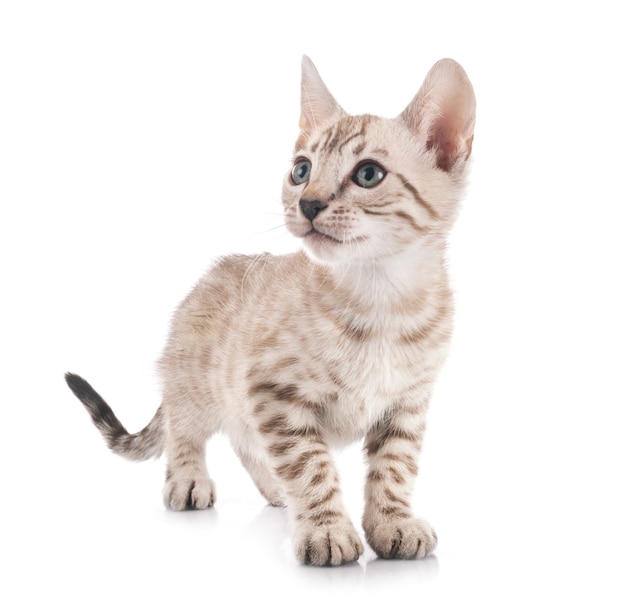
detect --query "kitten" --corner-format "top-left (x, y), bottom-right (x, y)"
top-left (66, 56), bottom-right (475, 566)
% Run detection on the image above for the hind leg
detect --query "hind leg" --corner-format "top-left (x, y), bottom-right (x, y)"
top-left (162, 406), bottom-right (216, 510)
top-left (234, 444), bottom-right (285, 507)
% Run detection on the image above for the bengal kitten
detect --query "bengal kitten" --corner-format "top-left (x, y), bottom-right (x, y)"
top-left (66, 56), bottom-right (476, 566)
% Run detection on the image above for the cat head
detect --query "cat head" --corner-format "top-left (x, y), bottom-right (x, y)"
top-left (282, 56), bottom-right (475, 265)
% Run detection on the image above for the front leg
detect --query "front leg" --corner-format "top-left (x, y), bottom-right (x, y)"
top-left (253, 393), bottom-right (363, 566)
top-left (363, 401), bottom-right (437, 559)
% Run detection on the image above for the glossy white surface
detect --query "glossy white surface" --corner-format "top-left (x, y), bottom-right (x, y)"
top-left (1, 2), bottom-right (625, 602)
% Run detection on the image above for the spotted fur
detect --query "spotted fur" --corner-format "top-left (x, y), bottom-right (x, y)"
top-left (66, 56), bottom-right (475, 566)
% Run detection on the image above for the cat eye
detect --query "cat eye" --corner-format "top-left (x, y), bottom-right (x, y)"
top-left (291, 159), bottom-right (312, 185)
top-left (352, 161), bottom-right (386, 188)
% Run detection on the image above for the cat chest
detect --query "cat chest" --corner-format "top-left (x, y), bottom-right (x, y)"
top-left (240, 311), bottom-right (449, 443)
top-left (315, 338), bottom-right (433, 443)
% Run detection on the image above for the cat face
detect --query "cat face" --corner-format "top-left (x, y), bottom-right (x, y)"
top-left (282, 113), bottom-right (455, 264)
top-left (282, 57), bottom-right (475, 266)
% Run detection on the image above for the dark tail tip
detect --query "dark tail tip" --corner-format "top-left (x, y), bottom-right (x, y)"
top-left (65, 372), bottom-right (163, 461)
top-left (64, 372), bottom-right (127, 436)
top-left (65, 372), bottom-right (97, 400)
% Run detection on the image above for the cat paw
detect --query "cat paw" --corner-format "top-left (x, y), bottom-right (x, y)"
top-left (257, 484), bottom-right (286, 508)
top-left (365, 517), bottom-right (437, 560)
top-left (294, 519), bottom-right (364, 566)
top-left (164, 478), bottom-right (216, 511)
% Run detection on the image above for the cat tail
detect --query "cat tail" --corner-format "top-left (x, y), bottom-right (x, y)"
top-left (65, 372), bottom-right (164, 461)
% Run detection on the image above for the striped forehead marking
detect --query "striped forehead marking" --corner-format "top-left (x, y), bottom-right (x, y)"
top-left (308, 116), bottom-right (373, 155)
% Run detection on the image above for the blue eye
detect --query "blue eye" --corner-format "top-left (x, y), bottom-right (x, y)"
top-left (291, 159), bottom-right (312, 185)
top-left (353, 161), bottom-right (386, 188)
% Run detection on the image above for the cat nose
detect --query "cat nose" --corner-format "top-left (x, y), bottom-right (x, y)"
top-left (299, 198), bottom-right (328, 222)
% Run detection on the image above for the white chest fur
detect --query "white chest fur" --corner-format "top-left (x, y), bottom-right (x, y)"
top-left (318, 323), bottom-right (447, 445)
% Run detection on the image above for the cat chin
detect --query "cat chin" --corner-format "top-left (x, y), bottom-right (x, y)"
top-left (301, 239), bottom-right (342, 265)
top-left (301, 229), bottom-right (368, 265)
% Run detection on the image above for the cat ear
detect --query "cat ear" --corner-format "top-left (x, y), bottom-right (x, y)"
top-left (300, 56), bottom-right (346, 135)
top-left (400, 59), bottom-right (476, 172)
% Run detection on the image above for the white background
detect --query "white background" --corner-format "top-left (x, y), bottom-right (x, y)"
top-left (1, 1), bottom-right (625, 602)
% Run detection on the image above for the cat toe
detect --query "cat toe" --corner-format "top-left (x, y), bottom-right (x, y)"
top-left (294, 520), bottom-right (364, 566)
top-left (365, 517), bottom-right (437, 560)
top-left (164, 478), bottom-right (216, 511)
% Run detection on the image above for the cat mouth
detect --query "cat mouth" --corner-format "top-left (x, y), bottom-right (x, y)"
top-left (304, 228), bottom-right (369, 247)
top-left (305, 228), bottom-right (343, 244)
